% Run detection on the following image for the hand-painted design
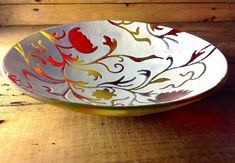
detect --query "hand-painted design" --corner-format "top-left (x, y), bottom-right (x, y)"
top-left (154, 90), bottom-right (192, 103)
top-left (76, 35), bottom-right (162, 74)
top-left (149, 24), bottom-right (164, 31)
top-left (98, 76), bottom-right (136, 88)
top-left (68, 27), bottom-right (98, 54)
top-left (183, 44), bottom-right (216, 66)
top-left (92, 89), bottom-right (116, 100)
top-left (41, 29), bottom-right (103, 81)
top-left (9, 72), bottom-right (40, 91)
top-left (7, 23), bottom-right (216, 106)
top-left (94, 44), bottom-right (215, 104)
top-left (15, 40), bottom-right (48, 67)
top-left (14, 40), bottom-right (64, 88)
top-left (22, 69), bottom-right (64, 84)
top-left (11, 32), bottom-right (103, 104)
top-left (9, 27), bottom-right (163, 105)
top-left (8, 74), bottom-right (20, 86)
top-left (108, 20), bottom-right (151, 45)
top-left (14, 43), bottom-right (29, 65)
top-left (76, 35), bottom-right (123, 74)
top-left (152, 78), bottom-right (170, 83)
top-left (111, 97), bottom-right (130, 106)
top-left (155, 44), bottom-right (216, 90)
top-left (147, 23), bottom-right (181, 49)
top-left (108, 21), bottom-right (181, 49)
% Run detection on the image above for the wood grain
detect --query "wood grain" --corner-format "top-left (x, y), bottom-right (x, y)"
top-left (0, 84), bottom-right (235, 162)
top-left (0, 0), bottom-right (234, 4)
top-left (0, 22), bottom-right (235, 162)
top-left (0, 3), bottom-right (234, 25)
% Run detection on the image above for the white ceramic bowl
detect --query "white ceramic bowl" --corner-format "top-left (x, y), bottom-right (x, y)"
top-left (2, 20), bottom-right (228, 116)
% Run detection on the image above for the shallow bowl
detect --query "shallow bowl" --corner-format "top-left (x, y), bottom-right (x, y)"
top-left (2, 20), bottom-right (228, 116)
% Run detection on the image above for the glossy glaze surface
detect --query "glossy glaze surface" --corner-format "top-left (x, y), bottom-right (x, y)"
top-left (2, 20), bottom-right (228, 116)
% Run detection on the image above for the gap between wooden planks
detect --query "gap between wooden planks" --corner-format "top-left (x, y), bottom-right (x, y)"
top-left (0, 0), bottom-right (234, 4)
top-left (0, 3), bottom-right (234, 25)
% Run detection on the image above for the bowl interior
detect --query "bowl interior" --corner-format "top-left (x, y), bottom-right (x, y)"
top-left (2, 20), bottom-right (228, 107)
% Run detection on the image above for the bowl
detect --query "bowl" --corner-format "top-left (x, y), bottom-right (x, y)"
top-left (1, 20), bottom-right (228, 116)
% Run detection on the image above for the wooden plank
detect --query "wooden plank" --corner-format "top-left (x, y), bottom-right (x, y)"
top-left (0, 3), bottom-right (234, 25)
top-left (0, 75), bottom-right (45, 107)
top-left (0, 0), bottom-right (234, 4)
top-left (0, 82), bottom-right (235, 162)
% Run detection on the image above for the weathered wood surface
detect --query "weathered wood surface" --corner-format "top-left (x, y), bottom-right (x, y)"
top-left (0, 22), bottom-right (235, 162)
top-left (0, 3), bottom-right (234, 25)
top-left (0, 0), bottom-right (234, 3)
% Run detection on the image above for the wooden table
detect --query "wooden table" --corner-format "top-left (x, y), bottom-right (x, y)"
top-left (0, 22), bottom-right (235, 162)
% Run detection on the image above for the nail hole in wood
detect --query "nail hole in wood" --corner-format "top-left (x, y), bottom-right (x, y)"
top-left (211, 16), bottom-right (216, 21)
top-left (203, 18), bottom-right (209, 22)
top-left (0, 120), bottom-right (6, 124)
top-left (1, 83), bottom-right (10, 86)
top-left (10, 101), bottom-right (25, 105)
top-left (33, 8), bottom-right (39, 11)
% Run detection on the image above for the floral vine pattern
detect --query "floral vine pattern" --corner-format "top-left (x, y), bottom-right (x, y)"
top-left (147, 23), bottom-right (182, 49)
top-left (5, 20), bottom-right (217, 106)
top-left (108, 20), bottom-right (152, 45)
